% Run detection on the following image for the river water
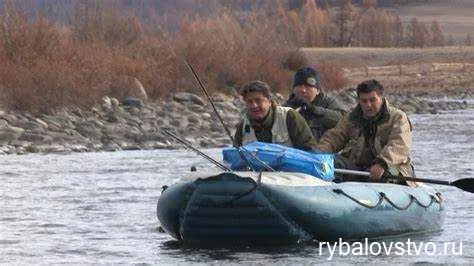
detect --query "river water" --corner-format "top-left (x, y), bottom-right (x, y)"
top-left (1, 109), bottom-right (473, 265)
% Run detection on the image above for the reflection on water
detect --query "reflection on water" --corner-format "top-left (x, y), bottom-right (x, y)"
top-left (1, 109), bottom-right (473, 264)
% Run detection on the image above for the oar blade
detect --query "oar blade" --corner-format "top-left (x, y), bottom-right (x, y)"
top-left (452, 178), bottom-right (474, 193)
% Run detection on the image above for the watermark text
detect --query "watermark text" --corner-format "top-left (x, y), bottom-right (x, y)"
top-left (319, 238), bottom-right (463, 260)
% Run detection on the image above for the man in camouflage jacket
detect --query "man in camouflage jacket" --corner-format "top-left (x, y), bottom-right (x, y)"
top-left (316, 79), bottom-right (414, 182)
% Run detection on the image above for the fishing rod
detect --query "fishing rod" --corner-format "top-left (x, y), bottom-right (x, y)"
top-left (185, 62), bottom-right (234, 144)
top-left (184, 61), bottom-right (275, 172)
top-left (162, 129), bottom-right (231, 171)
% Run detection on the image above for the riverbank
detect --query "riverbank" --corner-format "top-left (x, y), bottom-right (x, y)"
top-left (0, 89), bottom-right (472, 155)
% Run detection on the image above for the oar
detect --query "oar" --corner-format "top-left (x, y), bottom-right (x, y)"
top-left (335, 168), bottom-right (474, 193)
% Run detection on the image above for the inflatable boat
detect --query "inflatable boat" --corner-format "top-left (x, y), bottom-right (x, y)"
top-left (156, 171), bottom-right (444, 245)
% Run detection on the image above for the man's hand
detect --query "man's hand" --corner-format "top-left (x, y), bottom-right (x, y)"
top-left (369, 164), bottom-right (385, 180)
top-left (290, 97), bottom-right (305, 108)
top-left (301, 103), bottom-right (325, 117)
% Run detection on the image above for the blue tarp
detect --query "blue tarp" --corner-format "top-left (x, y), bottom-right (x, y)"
top-left (222, 141), bottom-right (334, 181)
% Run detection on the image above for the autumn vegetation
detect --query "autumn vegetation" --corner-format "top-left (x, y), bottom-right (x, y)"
top-left (0, 0), bottom-right (470, 113)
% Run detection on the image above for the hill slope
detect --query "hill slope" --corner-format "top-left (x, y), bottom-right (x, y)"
top-left (395, 0), bottom-right (474, 40)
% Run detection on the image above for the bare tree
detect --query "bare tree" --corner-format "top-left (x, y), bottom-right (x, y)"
top-left (358, 7), bottom-right (392, 47)
top-left (392, 15), bottom-right (403, 47)
top-left (301, 0), bottom-right (328, 47)
top-left (446, 34), bottom-right (456, 46)
top-left (430, 20), bottom-right (444, 47)
top-left (331, 0), bottom-right (359, 47)
top-left (406, 17), bottom-right (429, 48)
top-left (465, 33), bottom-right (472, 46)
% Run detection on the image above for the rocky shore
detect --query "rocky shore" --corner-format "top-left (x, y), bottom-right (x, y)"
top-left (0, 89), bottom-right (472, 155)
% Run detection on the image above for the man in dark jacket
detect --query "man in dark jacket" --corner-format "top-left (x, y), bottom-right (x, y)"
top-left (285, 67), bottom-right (347, 140)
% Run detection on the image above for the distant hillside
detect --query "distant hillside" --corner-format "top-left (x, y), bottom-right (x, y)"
top-left (2, 0), bottom-right (474, 41)
top-left (394, 0), bottom-right (474, 40)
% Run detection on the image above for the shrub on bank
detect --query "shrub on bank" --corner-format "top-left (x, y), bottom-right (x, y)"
top-left (0, 2), bottom-right (348, 113)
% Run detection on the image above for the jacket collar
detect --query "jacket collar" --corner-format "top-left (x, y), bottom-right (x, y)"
top-left (312, 92), bottom-right (325, 106)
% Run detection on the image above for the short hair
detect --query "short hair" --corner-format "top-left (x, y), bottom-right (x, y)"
top-left (356, 79), bottom-right (384, 96)
top-left (239, 80), bottom-right (273, 99)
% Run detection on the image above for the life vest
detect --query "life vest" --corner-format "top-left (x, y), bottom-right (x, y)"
top-left (241, 106), bottom-right (293, 146)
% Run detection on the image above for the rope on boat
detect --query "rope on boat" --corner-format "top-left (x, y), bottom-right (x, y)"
top-left (332, 189), bottom-right (442, 210)
top-left (191, 175), bottom-right (261, 206)
top-left (218, 173), bottom-right (267, 206)
top-left (204, 173), bottom-right (265, 206)
top-left (332, 189), bottom-right (384, 209)
top-left (218, 182), bottom-right (259, 206)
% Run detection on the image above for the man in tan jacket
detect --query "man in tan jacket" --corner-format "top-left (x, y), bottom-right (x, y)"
top-left (316, 79), bottom-right (413, 182)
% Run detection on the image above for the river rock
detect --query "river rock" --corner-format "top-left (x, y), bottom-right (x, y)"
top-left (201, 113), bottom-right (212, 120)
top-left (69, 144), bottom-right (89, 152)
top-left (187, 114), bottom-right (201, 124)
top-left (37, 144), bottom-right (71, 153)
top-left (102, 96), bottom-right (113, 111)
top-left (187, 103), bottom-right (205, 113)
top-left (0, 144), bottom-right (16, 154)
top-left (173, 92), bottom-right (205, 106)
top-left (0, 126), bottom-right (25, 144)
top-left (123, 97), bottom-right (143, 108)
top-left (104, 142), bottom-right (121, 152)
top-left (19, 132), bottom-right (52, 143)
top-left (75, 120), bottom-right (104, 140)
